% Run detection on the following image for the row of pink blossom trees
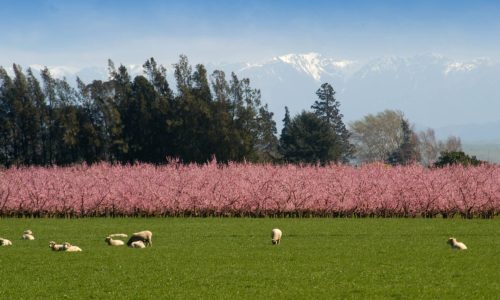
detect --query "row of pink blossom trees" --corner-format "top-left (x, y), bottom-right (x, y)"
top-left (0, 161), bottom-right (499, 218)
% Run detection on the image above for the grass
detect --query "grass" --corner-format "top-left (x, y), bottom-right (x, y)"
top-left (0, 218), bottom-right (499, 299)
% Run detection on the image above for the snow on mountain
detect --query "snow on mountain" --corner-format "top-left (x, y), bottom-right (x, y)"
top-left (275, 53), bottom-right (324, 81)
top-left (8, 53), bottom-right (500, 142)
top-left (235, 53), bottom-right (500, 142)
top-left (273, 52), bottom-right (357, 81)
top-left (444, 58), bottom-right (492, 75)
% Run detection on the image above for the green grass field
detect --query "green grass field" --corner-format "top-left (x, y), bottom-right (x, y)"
top-left (0, 218), bottom-right (499, 299)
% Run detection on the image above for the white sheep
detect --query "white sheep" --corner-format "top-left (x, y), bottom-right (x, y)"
top-left (22, 234), bottom-right (35, 240)
top-left (447, 237), bottom-right (467, 250)
top-left (271, 228), bottom-right (282, 245)
top-left (23, 230), bottom-right (33, 235)
top-left (129, 240), bottom-right (146, 248)
top-left (49, 241), bottom-right (64, 251)
top-left (109, 233), bottom-right (128, 238)
top-left (127, 230), bottom-right (152, 247)
top-left (0, 238), bottom-right (12, 246)
top-left (105, 236), bottom-right (125, 246)
top-left (62, 242), bottom-right (82, 252)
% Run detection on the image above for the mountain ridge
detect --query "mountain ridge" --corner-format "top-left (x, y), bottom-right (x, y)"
top-left (9, 53), bottom-right (500, 143)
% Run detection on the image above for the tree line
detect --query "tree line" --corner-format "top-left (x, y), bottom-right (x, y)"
top-left (0, 56), bottom-right (286, 166)
top-left (0, 55), bottom-right (475, 167)
top-left (0, 55), bottom-right (354, 167)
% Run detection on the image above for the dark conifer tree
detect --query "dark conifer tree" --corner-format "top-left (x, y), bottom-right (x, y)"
top-left (75, 77), bottom-right (104, 164)
top-left (0, 67), bottom-right (14, 166)
top-left (255, 104), bottom-right (279, 161)
top-left (108, 61), bottom-right (131, 162)
top-left (142, 58), bottom-right (174, 163)
top-left (41, 67), bottom-right (57, 165)
top-left (26, 68), bottom-right (47, 165)
top-left (279, 106), bottom-right (292, 159)
top-left (209, 70), bottom-right (234, 162)
top-left (0, 56), bottom-right (278, 166)
top-left (311, 83), bottom-right (354, 162)
top-left (280, 111), bottom-right (337, 164)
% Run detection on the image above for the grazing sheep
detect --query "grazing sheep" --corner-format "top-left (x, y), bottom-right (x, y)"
top-left (109, 233), bottom-right (128, 238)
top-left (23, 230), bottom-right (33, 235)
top-left (0, 238), bottom-right (12, 246)
top-left (105, 236), bottom-right (125, 246)
top-left (271, 228), bottom-right (282, 245)
top-left (22, 234), bottom-right (35, 240)
top-left (129, 240), bottom-right (146, 248)
top-left (127, 230), bottom-right (152, 247)
top-left (62, 242), bottom-right (82, 252)
top-left (49, 241), bottom-right (64, 251)
top-left (447, 237), bottom-right (467, 250)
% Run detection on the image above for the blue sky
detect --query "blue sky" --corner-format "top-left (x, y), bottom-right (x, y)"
top-left (1, 0), bottom-right (500, 67)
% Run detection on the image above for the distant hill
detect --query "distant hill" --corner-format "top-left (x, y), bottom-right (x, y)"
top-left (21, 52), bottom-right (500, 142)
top-left (462, 142), bottom-right (500, 164)
top-left (236, 53), bottom-right (500, 136)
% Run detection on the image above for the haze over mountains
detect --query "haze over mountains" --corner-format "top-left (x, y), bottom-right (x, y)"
top-left (24, 52), bottom-right (500, 143)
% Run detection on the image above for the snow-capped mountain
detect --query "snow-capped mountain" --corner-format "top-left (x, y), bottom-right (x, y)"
top-left (236, 53), bottom-right (500, 142)
top-left (12, 53), bottom-right (500, 142)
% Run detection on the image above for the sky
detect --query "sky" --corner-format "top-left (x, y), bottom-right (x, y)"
top-left (2, 0), bottom-right (500, 68)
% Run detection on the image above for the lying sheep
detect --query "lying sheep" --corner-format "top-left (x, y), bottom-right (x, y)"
top-left (24, 230), bottom-right (33, 235)
top-left (62, 242), bottom-right (82, 252)
top-left (0, 238), bottom-right (12, 246)
top-left (271, 228), bottom-right (282, 245)
top-left (49, 241), bottom-right (64, 251)
top-left (109, 233), bottom-right (128, 238)
top-left (127, 230), bottom-right (152, 247)
top-left (22, 234), bottom-right (35, 240)
top-left (129, 240), bottom-right (146, 248)
top-left (105, 236), bottom-right (125, 246)
top-left (447, 237), bottom-right (467, 250)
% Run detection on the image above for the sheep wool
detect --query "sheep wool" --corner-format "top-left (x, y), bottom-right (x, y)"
top-left (63, 242), bottom-right (82, 252)
top-left (109, 233), bottom-right (128, 238)
top-left (127, 230), bottom-right (153, 247)
top-left (105, 236), bottom-right (125, 246)
top-left (49, 241), bottom-right (65, 251)
top-left (0, 238), bottom-right (13, 246)
top-left (22, 234), bottom-right (35, 240)
top-left (129, 240), bottom-right (146, 248)
top-left (447, 238), bottom-right (467, 250)
top-left (271, 228), bottom-right (282, 245)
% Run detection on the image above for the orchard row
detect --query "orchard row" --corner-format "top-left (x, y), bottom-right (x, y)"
top-left (1, 161), bottom-right (498, 218)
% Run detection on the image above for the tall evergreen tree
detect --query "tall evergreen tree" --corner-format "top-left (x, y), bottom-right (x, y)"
top-left (143, 57), bottom-right (173, 100)
top-left (109, 61), bottom-right (131, 162)
top-left (173, 56), bottom-right (204, 162)
top-left (279, 106), bottom-right (292, 158)
top-left (280, 111), bottom-right (338, 165)
top-left (75, 77), bottom-right (104, 164)
top-left (230, 75), bottom-right (260, 160)
top-left (26, 68), bottom-right (47, 165)
top-left (209, 70), bottom-right (235, 162)
top-left (0, 56), bottom-right (278, 166)
top-left (41, 67), bottom-right (57, 165)
top-left (54, 78), bottom-right (80, 164)
top-left (142, 58), bottom-right (174, 163)
top-left (87, 79), bottom-right (121, 162)
top-left (174, 54), bottom-right (192, 96)
top-left (254, 104), bottom-right (279, 162)
top-left (311, 83), bottom-right (354, 162)
top-left (126, 75), bottom-right (156, 162)
top-left (0, 67), bottom-right (14, 166)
